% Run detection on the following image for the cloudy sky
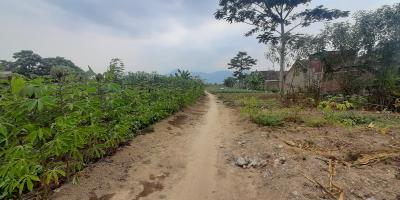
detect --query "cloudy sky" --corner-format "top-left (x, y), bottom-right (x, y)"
top-left (0, 0), bottom-right (397, 74)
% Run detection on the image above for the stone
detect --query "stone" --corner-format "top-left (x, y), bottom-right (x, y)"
top-left (236, 157), bottom-right (248, 167)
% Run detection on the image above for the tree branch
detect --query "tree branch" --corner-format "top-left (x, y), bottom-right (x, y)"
top-left (286, 22), bottom-right (303, 33)
top-left (283, 7), bottom-right (294, 20)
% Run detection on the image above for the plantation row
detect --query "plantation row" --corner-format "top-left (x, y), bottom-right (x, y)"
top-left (0, 71), bottom-right (204, 198)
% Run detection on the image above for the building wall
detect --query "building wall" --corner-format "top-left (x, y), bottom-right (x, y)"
top-left (264, 80), bottom-right (279, 90)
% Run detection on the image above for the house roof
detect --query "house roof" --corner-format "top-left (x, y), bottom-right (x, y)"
top-left (258, 70), bottom-right (279, 80)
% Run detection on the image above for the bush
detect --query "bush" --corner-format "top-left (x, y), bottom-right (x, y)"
top-left (348, 95), bottom-right (368, 109)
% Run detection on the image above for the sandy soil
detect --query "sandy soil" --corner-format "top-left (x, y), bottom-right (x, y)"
top-left (51, 92), bottom-right (400, 200)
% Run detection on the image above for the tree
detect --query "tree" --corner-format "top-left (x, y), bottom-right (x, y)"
top-left (354, 4), bottom-right (400, 54)
top-left (215, 0), bottom-right (349, 95)
top-left (2, 51), bottom-right (83, 77)
top-left (321, 22), bottom-right (360, 53)
top-left (41, 57), bottom-right (83, 75)
top-left (228, 52), bottom-right (257, 86)
top-left (104, 58), bottom-right (125, 83)
top-left (175, 69), bottom-right (192, 80)
top-left (11, 50), bottom-right (42, 76)
top-left (223, 77), bottom-right (237, 87)
top-left (0, 60), bottom-right (13, 71)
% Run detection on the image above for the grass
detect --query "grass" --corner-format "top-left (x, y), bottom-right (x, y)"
top-left (216, 90), bottom-right (400, 131)
top-left (303, 116), bottom-right (328, 127)
top-left (251, 111), bottom-right (286, 127)
top-left (323, 111), bottom-right (377, 127)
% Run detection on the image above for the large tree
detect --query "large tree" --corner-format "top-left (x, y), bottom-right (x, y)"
top-left (41, 56), bottom-right (83, 75)
top-left (3, 50), bottom-right (83, 77)
top-left (228, 52), bottom-right (257, 84)
top-left (12, 50), bottom-right (42, 76)
top-left (215, 0), bottom-right (349, 94)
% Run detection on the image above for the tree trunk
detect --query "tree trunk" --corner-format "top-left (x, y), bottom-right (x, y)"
top-left (279, 22), bottom-right (286, 96)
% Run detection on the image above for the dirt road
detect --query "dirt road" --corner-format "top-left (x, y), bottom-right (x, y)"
top-left (52, 92), bottom-right (259, 200)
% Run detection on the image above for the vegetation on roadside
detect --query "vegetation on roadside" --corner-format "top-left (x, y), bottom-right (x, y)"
top-left (214, 90), bottom-right (400, 132)
top-left (0, 61), bottom-right (203, 198)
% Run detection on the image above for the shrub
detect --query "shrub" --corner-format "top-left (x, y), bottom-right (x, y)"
top-left (348, 95), bottom-right (368, 109)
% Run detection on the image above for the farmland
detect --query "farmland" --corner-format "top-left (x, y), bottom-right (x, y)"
top-left (0, 72), bottom-right (203, 199)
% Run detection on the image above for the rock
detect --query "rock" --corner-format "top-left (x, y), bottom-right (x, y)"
top-left (273, 159), bottom-right (280, 168)
top-left (238, 140), bottom-right (246, 146)
top-left (248, 158), bottom-right (259, 167)
top-left (291, 191), bottom-right (299, 196)
top-left (236, 157), bottom-right (248, 167)
top-left (279, 157), bottom-right (286, 164)
top-left (273, 157), bottom-right (286, 167)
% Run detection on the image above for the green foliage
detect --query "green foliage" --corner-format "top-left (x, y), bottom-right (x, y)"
top-left (10, 77), bottom-right (25, 95)
top-left (227, 52), bottom-right (256, 81)
top-left (104, 58), bottom-right (125, 83)
top-left (244, 72), bottom-right (265, 90)
top-left (174, 69), bottom-right (192, 80)
top-left (223, 77), bottom-right (236, 88)
top-left (0, 71), bottom-right (203, 198)
top-left (348, 95), bottom-right (368, 109)
top-left (240, 96), bottom-right (288, 127)
top-left (2, 50), bottom-right (83, 77)
top-left (215, 0), bottom-right (348, 93)
top-left (215, 0), bottom-right (349, 46)
top-left (240, 97), bottom-right (262, 117)
top-left (318, 96), bottom-right (354, 111)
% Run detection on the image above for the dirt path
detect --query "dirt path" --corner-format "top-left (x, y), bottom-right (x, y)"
top-left (51, 92), bottom-right (259, 200)
top-left (165, 93), bottom-right (220, 200)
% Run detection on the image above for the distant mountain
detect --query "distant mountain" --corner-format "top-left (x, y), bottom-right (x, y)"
top-left (169, 69), bottom-right (232, 84)
top-left (191, 71), bottom-right (233, 84)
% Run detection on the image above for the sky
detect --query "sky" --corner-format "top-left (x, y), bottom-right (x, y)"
top-left (0, 0), bottom-right (398, 74)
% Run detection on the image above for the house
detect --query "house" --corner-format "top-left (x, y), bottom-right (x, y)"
top-left (283, 51), bottom-right (373, 94)
top-left (258, 70), bottom-right (280, 90)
